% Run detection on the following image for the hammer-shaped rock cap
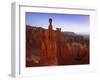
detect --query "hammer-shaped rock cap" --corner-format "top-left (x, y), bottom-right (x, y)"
top-left (49, 18), bottom-right (52, 23)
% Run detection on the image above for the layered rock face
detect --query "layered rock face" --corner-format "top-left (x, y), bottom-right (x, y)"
top-left (40, 18), bottom-right (58, 65)
top-left (26, 18), bottom-right (89, 67)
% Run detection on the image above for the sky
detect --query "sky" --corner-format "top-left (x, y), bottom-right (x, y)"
top-left (26, 12), bottom-right (90, 34)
